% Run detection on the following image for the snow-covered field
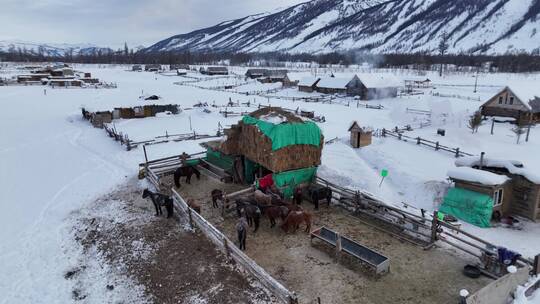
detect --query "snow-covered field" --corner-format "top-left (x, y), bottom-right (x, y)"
top-left (1, 64), bottom-right (539, 302)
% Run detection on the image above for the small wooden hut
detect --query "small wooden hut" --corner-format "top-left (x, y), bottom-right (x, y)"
top-left (348, 121), bottom-right (372, 148)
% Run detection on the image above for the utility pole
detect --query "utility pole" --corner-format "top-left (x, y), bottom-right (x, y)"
top-left (473, 68), bottom-right (479, 93)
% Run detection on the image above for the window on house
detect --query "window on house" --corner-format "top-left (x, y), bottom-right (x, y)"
top-left (493, 188), bottom-right (504, 207)
top-left (499, 96), bottom-right (503, 104)
top-left (509, 97), bottom-right (514, 105)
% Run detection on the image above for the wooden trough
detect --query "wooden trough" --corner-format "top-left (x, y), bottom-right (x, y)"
top-left (311, 226), bottom-right (390, 276)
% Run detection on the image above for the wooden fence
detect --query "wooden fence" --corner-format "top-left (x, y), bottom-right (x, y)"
top-left (170, 188), bottom-right (298, 304)
top-left (381, 128), bottom-right (474, 158)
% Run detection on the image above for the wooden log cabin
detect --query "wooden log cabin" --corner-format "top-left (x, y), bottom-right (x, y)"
top-left (298, 77), bottom-right (321, 93)
top-left (480, 86), bottom-right (540, 124)
top-left (356, 73), bottom-right (401, 100)
top-left (450, 156), bottom-right (540, 222)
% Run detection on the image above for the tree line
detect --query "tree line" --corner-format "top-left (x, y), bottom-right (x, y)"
top-left (2, 47), bottom-right (540, 73)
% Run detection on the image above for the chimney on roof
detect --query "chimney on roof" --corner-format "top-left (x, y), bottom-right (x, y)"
top-left (479, 152), bottom-right (485, 170)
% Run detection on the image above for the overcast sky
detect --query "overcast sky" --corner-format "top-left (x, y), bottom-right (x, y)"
top-left (0, 0), bottom-right (306, 49)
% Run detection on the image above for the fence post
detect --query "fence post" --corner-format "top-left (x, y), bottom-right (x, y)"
top-left (430, 211), bottom-right (439, 244)
top-left (398, 133), bottom-right (402, 140)
top-left (188, 208), bottom-right (193, 229)
top-left (534, 254), bottom-right (540, 275)
top-left (382, 128), bottom-right (386, 137)
top-left (455, 147), bottom-right (460, 158)
top-left (435, 142), bottom-right (440, 151)
top-left (417, 137), bottom-right (421, 145)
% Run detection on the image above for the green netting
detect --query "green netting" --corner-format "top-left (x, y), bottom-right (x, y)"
top-left (185, 159), bottom-right (201, 166)
top-left (273, 167), bottom-right (317, 198)
top-left (244, 158), bottom-right (256, 184)
top-left (206, 148), bottom-right (234, 171)
top-left (440, 187), bottom-right (493, 228)
top-left (242, 115), bottom-right (321, 151)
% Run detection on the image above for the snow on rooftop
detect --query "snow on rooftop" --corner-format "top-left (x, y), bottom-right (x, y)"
top-left (357, 73), bottom-right (402, 88)
top-left (456, 156), bottom-right (540, 184)
top-left (448, 167), bottom-right (509, 186)
top-left (316, 77), bottom-right (352, 89)
top-left (505, 85), bottom-right (540, 111)
top-left (298, 77), bottom-right (320, 87)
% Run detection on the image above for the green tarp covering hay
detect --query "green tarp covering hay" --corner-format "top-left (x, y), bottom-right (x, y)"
top-left (440, 188), bottom-right (494, 228)
top-left (242, 115), bottom-right (321, 151)
top-left (273, 167), bottom-right (318, 198)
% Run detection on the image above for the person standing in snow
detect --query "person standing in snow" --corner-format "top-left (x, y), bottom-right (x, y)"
top-left (236, 213), bottom-right (248, 251)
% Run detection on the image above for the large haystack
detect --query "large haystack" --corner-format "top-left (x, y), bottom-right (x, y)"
top-left (219, 108), bottom-right (324, 173)
top-left (218, 107), bottom-right (323, 173)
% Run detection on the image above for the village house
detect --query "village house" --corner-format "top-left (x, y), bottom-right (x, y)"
top-left (356, 74), bottom-right (401, 100)
top-left (315, 75), bottom-right (362, 96)
top-left (245, 69), bottom-right (268, 79)
top-left (145, 64), bottom-right (162, 72)
top-left (444, 156), bottom-right (540, 225)
top-left (132, 65), bottom-right (142, 71)
top-left (480, 86), bottom-right (540, 124)
top-left (48, 78), bottom-right (83, 87)
top-left (170, 64), bottom-right (189, 70)
top-left (16, 73), bottom-right (50, 84)
top-left (298, 77), bottom-right (321, 93)
top-left (203, 66), bottom-right (229, 76)
top-left (258, 70), bottom-right (294, 86)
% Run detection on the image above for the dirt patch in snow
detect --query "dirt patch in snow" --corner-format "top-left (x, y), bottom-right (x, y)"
top-left (170, 174), bottom-right (492, 304)
top-left (70, 177), bottom-right (276, 304)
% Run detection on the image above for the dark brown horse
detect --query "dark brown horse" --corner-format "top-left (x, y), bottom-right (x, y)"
top-left (235, 200), bottom-right (261, 232)
top-left (281, 211), bottom-right (312, 233)
top-left (211, 189), bottom-right (226, 208)
top-left (263, 206), bottom-right (289, 228)
top-left (173, 166), bottom-right (201, 188)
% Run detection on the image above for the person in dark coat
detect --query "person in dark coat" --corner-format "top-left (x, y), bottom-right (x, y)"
top-left (236, 214), bottom-right (249, 251)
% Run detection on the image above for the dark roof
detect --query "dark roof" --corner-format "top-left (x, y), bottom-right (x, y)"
top-left (264, 70), bottom-right (288, 77)
top-left (208, 66), bottom-right (228, 71)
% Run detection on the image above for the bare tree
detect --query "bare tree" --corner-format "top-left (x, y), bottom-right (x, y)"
top-left (468, 111), bottom-right (482, 133)
top-left (512, 125), bottom-right (526, 144)
top-left (438, 31), bottom-right (449, 77)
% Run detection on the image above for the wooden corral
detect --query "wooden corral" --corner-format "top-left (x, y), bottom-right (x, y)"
top-left (215, 107), bottom-right (323, 173)
top-left (348, 121), bottom-right (372, 148)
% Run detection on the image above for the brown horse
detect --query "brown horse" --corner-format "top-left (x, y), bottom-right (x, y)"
top-left (263, 206), bottom-right (289, 228)
top-left (211, 189), bottom-right (224, 208)
top-left (186, 199), bottom-right (201, 214)
top-left (281, 211), bottom-right (312, 233)
top-left (254, 190), bottom-right (273, 206)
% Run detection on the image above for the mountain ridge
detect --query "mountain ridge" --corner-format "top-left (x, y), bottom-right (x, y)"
top-left (143, 0), bottom-right (540, 55)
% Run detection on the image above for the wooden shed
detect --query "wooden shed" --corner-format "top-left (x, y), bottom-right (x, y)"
top-left (348, 121), bottom-right (372, 148)
top-left (454, 156), bottom-right (540, 222)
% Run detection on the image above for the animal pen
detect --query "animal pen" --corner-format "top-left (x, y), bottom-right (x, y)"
top-left (138, 109), bottom-right (536, 303)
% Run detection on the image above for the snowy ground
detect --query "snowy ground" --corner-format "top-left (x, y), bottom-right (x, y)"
top-left (1, 63), bottom-right (539, 302)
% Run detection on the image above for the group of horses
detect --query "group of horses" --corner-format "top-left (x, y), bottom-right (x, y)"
top-left (210, 183), bottom-right (332, 235)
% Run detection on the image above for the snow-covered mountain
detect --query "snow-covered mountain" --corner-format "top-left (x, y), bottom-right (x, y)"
top-left (0, 40), bottom-right (114, 57)
top-left (143, 0), bottom-right (540, 55)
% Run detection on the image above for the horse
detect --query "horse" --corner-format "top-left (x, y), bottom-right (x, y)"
top-left (210, 189), bottom-right (229, 208)
top-left (254, 190), bottom-right (283, 206)
top-left (281, 211), bottom-right (312, 233)
top-left (173, 166), bottom-right (201, 188)
top-left (263, 205), bottom-right (289, 228)
top-left (142, 189), bottom-right (174, 218)
top-left (186, 199), bottom-right (201, 214)
top-left (235, 200), bottom-right (261, 232)
top-left (307, 185), bottom-right (332, 210)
